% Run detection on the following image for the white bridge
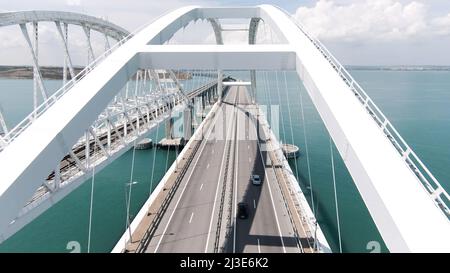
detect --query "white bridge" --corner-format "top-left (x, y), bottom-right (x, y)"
top-left (0, 5), bottom-right (449, 253)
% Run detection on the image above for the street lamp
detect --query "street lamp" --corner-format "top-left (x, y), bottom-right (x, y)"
top-left (124, 181), bottom-right (138, 247)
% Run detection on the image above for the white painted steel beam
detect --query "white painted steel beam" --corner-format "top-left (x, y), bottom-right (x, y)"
top-left (0, 104), bottom-right (8, 137)
top-left (82, 25), bottom-right (95, 64)
top-left (0, 11), bottom-right (128, 40)
top-left (138, 44), bottom-right (296, 70)
top-left (19, 23), bottom-right (49, 102)
top-left (55, 21), bottom-right (76, 79)
top-left (222, 81), bottom-right (251, 86)
top-left (207, 18), bottom-right (223, 45)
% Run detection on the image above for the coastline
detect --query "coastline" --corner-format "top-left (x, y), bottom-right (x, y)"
top-left (0, 66), bottom-right (193, 80)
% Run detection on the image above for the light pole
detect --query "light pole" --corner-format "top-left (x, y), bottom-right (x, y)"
top-left (124, 181), bottom-right (138, 247)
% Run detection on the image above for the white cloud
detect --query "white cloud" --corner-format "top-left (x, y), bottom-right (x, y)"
top-left (430, 13), bottom-right (450, 36)
top-left (66, 0), bottom-right (81, 6)
top-left (294, 0), bottom-right (431, 42)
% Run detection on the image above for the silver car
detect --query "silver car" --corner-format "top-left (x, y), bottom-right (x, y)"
top-left (251, 174), bottom-right (261, 185)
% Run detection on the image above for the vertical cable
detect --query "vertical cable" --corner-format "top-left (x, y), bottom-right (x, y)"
top-left (125, 140), bottom-right (137, 247)
top-left (274, 71), bottom-right (287, 144)
top-left (329, 137), bottom-right (342, 253)
top-left (87, 132), bottom-right (95, 253)
top-left (149, 124), bottom-right (160, 196)
top-left (282, 71), bottom-right (300, 181)
top-left (298, 79), bottom-right (316, 216)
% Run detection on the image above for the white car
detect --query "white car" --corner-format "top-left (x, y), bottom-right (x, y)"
top-left (251, 174), bottom-right (261, 185)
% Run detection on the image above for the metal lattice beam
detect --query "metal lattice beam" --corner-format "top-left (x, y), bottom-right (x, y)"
top-left (0, 11), bottom-right (128, 40)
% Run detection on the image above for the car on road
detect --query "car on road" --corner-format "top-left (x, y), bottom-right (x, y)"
top-left (251, 174), bottom-right (261, 185)
top-left (237, 202), bottom-right (249, 219)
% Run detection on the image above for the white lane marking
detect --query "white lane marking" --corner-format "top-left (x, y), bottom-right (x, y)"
top-left (200, 183), bottom-right (204, 191)
top-left (257, 238), bottom-right (261, 253)
top-left (253, 199), bottom-right (256, 209)
top-left (248, 145), bottom-right (250, 150)
top-left (189, 212), bottom-right (194, 224)
top-left (233, 97), bottom-right (240, 254)
top-left (256, 131), bottom-right (286, 253)
top-left (207, 163), bottom-right (210, 169)
top-left (212, 149), bottom-right (215, 154)
top-left (153, 98), bottom-right (222, 253)
top-left (205, 91), bottom-right (239, 253)
top-left (264, 160), bottom-right (287, 253)
top-left (249, 157), bottom-right (251, 163)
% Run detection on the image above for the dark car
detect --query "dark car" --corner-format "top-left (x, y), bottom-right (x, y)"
top-left (237, 202), bottom-right (249, 219)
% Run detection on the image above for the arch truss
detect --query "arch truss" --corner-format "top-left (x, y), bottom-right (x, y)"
top-left (0, 10), bottom-right (221, 242)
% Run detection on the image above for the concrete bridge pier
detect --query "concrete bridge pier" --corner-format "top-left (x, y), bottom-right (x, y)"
top-left (158, 116), bottom-right (184, 149)
top-left (205, 90), bottom-right (211, 105)
top-left (201, 93), bottom-right (206, 110)
top-left (183, 107), bottom-right (193, 140)
top-left (165, 117), bottom-right (174, 140)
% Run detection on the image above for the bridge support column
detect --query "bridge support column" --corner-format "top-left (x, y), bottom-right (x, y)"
top-left (201, 93), bottom-right (206, 110)
top-left (205, 90), bottom-right (209, 105)
top-left (165, 117), bottom-right (174, 139)
top-left (183, 108), bottom-right (192, 140)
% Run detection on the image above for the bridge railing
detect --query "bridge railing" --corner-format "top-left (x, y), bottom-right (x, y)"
top-left (276, 6), bottom-right (450, 219)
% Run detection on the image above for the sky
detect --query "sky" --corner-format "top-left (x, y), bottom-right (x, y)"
top-left (2, 0), bottom-right (450, 65)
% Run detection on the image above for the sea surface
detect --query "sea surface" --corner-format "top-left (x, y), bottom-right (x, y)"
top-left (1, 69), bottom-right (450, 253)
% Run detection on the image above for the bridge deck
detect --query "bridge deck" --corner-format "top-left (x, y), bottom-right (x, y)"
top-left (124, 86), bottom-right (312, 253)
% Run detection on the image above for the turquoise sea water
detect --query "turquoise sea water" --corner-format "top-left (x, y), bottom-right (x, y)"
top-left (1, 70), bottom-right (449, 253)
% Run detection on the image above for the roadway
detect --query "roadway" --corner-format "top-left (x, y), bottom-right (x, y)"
top-left (143, 86), bottom-right (300, 253)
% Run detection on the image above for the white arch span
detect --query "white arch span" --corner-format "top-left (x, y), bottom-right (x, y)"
top-left (0, 5), bottom-right (449, 252)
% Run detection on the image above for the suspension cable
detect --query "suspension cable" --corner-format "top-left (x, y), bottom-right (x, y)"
top-left (149, 124), bottom-right (160, 197)
top-left (329, 136), bottom-right (342, 253)
top-left (282, 71), bottom-right (300, 181)
top-left (87, 131), bottom-right (96, 253)
top-left (297, 79), bottom-right (316, 216)
top-left (164, 137), bottom-right (171, 171)
top-left (274, 71), bottom-right (287, 145)
top-left (263, 71), bottom-right (273, 121)
top-left (149, 73), bottom-right (162, 197)
top-left (260, 22), bottom-right (270, 107)
top-left (125, 139), bottom-right (137, 247)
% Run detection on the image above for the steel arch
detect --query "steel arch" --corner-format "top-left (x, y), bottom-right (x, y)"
top-left (0, 10), bottom-right (128, 40)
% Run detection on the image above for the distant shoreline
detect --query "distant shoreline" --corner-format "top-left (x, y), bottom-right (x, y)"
top-left (0, 65), bottom-right (84, 80)
top-left (1, 65), bottom-right (450, 80)
top-left (0, 65), bottom-right (192, 80)
top-left (345, 65), bottom-right (450, 71)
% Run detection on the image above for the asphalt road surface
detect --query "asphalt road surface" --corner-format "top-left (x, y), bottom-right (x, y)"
top-left (144, 86), bottom-right (300, 253)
